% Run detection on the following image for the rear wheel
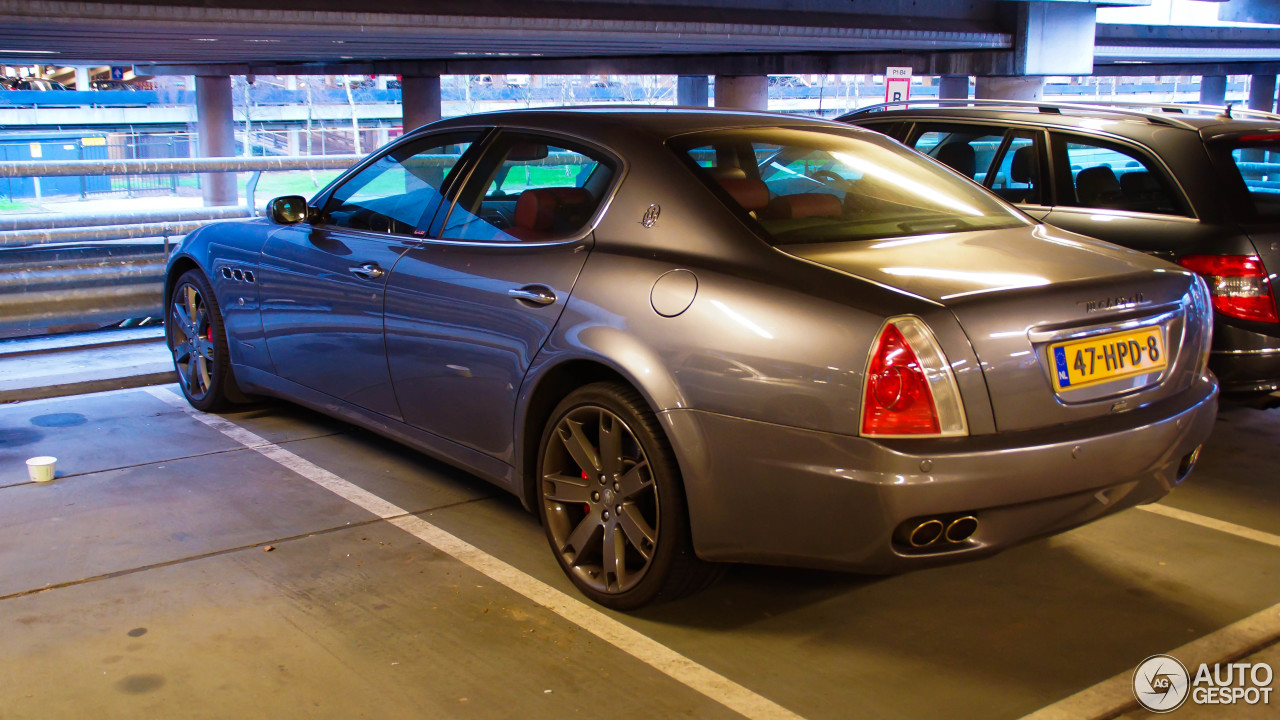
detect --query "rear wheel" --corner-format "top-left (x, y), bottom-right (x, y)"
top-left (537, 382), bottom-right (720, 609)
top-left (168, 269), bottom-right (240, 412)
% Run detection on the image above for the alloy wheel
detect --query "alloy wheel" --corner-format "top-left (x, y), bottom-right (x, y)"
top-left (541, 405), bottom-right (659, 595)
top-left (170, 281), bottom-right (215, 400)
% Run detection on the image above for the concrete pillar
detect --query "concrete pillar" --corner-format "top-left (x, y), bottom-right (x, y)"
top-left (195, 75), bottom-right (237, 207)
top-left (401, 75), bottom-right (442, 132)
top-left (677, 75), bottom-right (709, 106)
top-left (714, 75), bottom-right (768, 111)
top-left (1013, 2), bottom-right (1095, 75)
top-left (1249, 74), bottom-right (1276, 112)
top-left (938, 75), bottom-right (970, 100)
top-left (975, 76), bottom-right (1046, 101)
top-left (1200, 75), bottom-right (1227, 106)
top-left (74, 66), bottom-right (90, 90)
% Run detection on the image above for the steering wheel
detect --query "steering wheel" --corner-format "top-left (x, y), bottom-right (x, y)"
top-left (809, 169), bottom-right (845, 185)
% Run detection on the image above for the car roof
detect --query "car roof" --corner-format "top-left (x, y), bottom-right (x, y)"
top-left (421, 106), bottom-right (855, 139)
top-left (840, 101), bottom-right (1280, 141)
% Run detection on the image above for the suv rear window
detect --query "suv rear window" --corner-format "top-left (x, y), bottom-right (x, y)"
top-left (672, 127), bottom-right (1027, 246)
top-left (1222, 139), bottom-right (1280, 219)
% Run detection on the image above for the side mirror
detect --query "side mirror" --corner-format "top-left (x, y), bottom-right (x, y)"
top-left (268, 195), bottom-right (309, 225)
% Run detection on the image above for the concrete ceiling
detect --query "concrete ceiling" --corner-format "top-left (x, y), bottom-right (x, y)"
top-left (5, 0), bottom-right (1280, 77)
top-left (2, 0), bottom-right (1010, 70)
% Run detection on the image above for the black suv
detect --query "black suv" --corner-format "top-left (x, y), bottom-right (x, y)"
top-left (842, 100), bottom-right (1280, 396)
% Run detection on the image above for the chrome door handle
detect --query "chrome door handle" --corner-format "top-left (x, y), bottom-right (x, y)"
top-left (349, 263), bottom-right (384, 280)
top-left (508, 286), bottom-right (557, 306)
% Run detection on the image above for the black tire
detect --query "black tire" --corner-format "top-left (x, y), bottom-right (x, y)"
top-left (536, 382), bottom-right (721, 609)
top-left (167, 269), bottom-right (242, 412)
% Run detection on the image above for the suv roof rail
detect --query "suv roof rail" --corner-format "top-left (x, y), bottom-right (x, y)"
top-left (1081, 100), bottom-right (1280, 122)
top-left (847, 98), bottom-right (1200, 130)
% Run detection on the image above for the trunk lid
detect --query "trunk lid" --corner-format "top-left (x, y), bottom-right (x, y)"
top-left (785, 224), bottom-right (1210, 432)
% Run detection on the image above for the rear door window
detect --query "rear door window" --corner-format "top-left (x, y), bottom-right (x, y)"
top-left (437, 133), bottom-right (616, 242)
top-left (986, 132), bottom-right (1044, 205)
top-left (1052, 135), bottom-right (1189, 217)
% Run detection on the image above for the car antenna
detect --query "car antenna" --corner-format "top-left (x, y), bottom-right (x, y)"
top-left (1221, 102), bottom-right (1235, 120)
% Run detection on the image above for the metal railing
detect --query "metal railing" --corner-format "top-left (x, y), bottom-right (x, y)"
top-left (0, 154), bottom-right (360, 334)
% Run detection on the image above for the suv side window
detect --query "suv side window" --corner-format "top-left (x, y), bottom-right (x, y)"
top-left (321, 131), bottom-right (478, 235)
top-left (1052, 134), bottom-right (1188, 217)
top-left (908, 125), bottom-right (1005, 183)
top-left (986, 131), bottom-right (1043, 205)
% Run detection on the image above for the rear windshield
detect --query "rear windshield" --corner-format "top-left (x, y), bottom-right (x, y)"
top-left (671, 127), bottom-right (1027, 245)
top-left (1223, 139), bottom-right (1280, 219)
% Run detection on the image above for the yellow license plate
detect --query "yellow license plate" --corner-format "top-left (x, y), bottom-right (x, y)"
top-left (1050, 327), bottom-right (1167, 391)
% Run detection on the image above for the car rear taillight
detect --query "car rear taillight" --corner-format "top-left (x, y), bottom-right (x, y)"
top-left (860, 316), bottom-right (967, 438)
top-left (1177, 255), bottom-right (1278, 323)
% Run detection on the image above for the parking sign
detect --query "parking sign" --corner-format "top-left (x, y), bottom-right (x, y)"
top-left (884, 67), bottom-right (912, 103)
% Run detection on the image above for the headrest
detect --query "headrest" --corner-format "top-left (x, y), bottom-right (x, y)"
top-left (935, 143), bottom-right (976, 178)
top-left (1010, 146), bottom-right (1036, 184)
top-left (718, 178), bottom-right (770, 212)
top-left (514, 187), bottom-right (594, 232)
top-left (765, 193), bottom-right (843, 220)
top-left (708, 166), bottom-right (747, 181)
top-left (515, 189), bottom-right (559, 231)
top-left (1076, 166), bottom-right (1122, 205)
top-left (1120, 171), bottom-right (1157, 197)
top-left (547, 186), bottom-right (592, 207)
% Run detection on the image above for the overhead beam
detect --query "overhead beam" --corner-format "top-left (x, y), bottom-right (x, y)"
top-left (1091, 61), bottom-right (1280, 76)
top-left (140, 50), bottom-right (1017, 79)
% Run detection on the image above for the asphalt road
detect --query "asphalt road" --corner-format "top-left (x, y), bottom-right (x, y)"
top-left (1, 386), bottom-right (1277, 720)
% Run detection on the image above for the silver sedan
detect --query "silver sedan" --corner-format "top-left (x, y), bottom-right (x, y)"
top-left (164, 109), bottom-right (1218, 609)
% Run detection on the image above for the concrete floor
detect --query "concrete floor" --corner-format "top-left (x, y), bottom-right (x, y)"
top-left (1, 386), bottom-right (1277, 720)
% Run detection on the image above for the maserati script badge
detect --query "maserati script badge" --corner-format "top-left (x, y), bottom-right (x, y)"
top-left (640, 204), bottom-right (661, 228)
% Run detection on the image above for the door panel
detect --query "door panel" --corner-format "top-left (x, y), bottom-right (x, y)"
top-left (259, 227), bottom-right (413, 418)
top-left (387, 131), bottom-right (619, 460)
top-left (385, 240), bottom-right (591, 458)
top-left (257, 131), bottom-right (481, 419)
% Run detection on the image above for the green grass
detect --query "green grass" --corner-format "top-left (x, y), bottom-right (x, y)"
top-left (0, 199), bottom-right (35, 212)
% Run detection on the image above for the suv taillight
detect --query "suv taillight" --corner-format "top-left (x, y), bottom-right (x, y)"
top-left (860, 316), bottom-right (967, 438)
top-left (1177, 255), bottom-right (1278, 324)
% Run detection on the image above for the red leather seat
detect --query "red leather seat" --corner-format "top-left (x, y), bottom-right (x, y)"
top-left (509, 187), bottom-right (595, 240)
top-left (718, 178), bottom-right (770, 212)
top-left (764, 193), bottom-right (843, 219)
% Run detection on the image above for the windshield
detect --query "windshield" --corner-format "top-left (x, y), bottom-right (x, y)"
top-left (671, 127), bottom-right (1027, 245)
top-left (1222, 138), bottom-right (1280, 219)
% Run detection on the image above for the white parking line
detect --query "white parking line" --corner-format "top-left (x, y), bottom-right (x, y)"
top-left (1020, 504), bottom-right (1280, 720)
top-left (146, 387), bottom-right (806, 720)
top-left (1138, 504), bottom-right (1280, 550)
top-left (1017, 601), bottom-right (1280, 720)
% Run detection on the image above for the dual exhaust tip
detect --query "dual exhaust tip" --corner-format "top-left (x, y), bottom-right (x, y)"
top-left (904, 515), bottom-right (979, 548)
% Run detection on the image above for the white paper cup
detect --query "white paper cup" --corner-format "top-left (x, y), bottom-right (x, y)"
top-left (26, 456), bottom-right (56, 483)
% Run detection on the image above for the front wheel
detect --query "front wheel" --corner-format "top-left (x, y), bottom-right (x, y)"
top-left (537, 382), bottom-right (720, 609)
top-left (168, 269), bottom-right (241, 412)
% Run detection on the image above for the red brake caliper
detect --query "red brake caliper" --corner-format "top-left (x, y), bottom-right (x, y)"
top-left (582, 471), bottom-right (590, 514)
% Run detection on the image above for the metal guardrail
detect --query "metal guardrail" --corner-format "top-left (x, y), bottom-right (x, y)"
top-left (0, 155), bottom-right (363, 178)
top-left (0, 154), bottom-right (362, 334)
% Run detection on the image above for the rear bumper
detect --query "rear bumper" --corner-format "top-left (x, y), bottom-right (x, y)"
top-left (662, 374), bottom-right (1218, 573)
top-left (1211, 323), bottom-right (1280, 394)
